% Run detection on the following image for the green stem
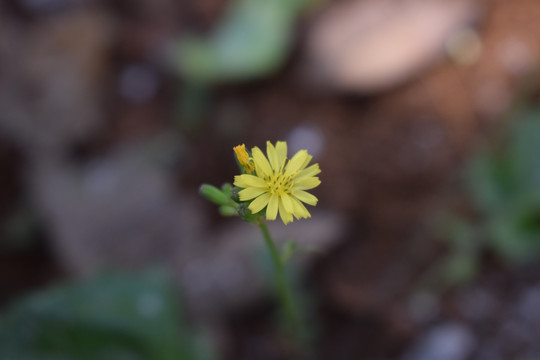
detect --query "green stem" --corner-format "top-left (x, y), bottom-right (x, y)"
top-left (257, 220), bottom-right (300, 339)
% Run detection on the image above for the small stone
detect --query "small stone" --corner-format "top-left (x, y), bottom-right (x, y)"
top-left (517, 286), bottom-right (540, 325)
top-left (402, 322), bottom-right (476, 360)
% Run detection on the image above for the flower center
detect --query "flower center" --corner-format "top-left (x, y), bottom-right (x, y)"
top-left (266, 172), bottom-right (293, 195)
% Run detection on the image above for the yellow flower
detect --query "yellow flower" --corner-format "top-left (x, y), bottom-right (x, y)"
top-left (233, 144), bottom-right (255, 174)
top-left (233, 141), bottom-right (321, 225)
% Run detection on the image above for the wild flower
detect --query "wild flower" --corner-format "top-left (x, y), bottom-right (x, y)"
top-left (234, 141), bottom-right (321, 225)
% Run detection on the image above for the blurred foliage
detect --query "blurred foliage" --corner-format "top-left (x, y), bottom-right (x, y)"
top-left (443, 108), bottom-right (540, 284)
top-left (281, 241), bottom-right (297, 263)
top-left (0, 270), bottom-right (215, 360)
top-left (173, 0), bottom-right (315, 84)
top-left (172, 0), bottom-right (318, 133)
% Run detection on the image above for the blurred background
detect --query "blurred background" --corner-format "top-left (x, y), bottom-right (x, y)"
top-left (2, 0), bottom-right (540, 359)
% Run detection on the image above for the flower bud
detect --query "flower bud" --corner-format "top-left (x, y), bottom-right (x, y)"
top-left (237, 203), bottom-right (258, 222)
top-left (231, 186), bottom-right (241, 202)
top-left (199, 184), bottom-right (231, 205)
top-left (221, 183), bottom-right (233, 198)
top-left (219, 205), bottom-right (238, 217)
top-left (233, 144), bottom-right (255, 174)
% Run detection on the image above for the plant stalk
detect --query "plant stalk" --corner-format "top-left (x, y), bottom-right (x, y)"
top-left (257, 220), bottom-right (301, 339)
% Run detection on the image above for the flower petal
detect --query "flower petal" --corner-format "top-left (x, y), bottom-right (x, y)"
top-left (234, 174), bottom-right (267, 188)
top-left (300, 154), bottom-right (313, 171)
top-left (252, 146), bottom-right (273, 177)
top-left (248, 193), bottom-right (271, 214)
top-left (290, 197), bottom-right (311, 219)
top-left (266, 194), bottom-right (279, 220)
top-left (285, 150), bottom-right (309, 175)
top-left (275, 141), bottom-right (288, 169)
top-left (266, 141), bottom-right (279, 171)
top-left (254, 163), bottom-right (264, 178)
top-left (239, 187), bottom-right (267, 201)
top-left (280, 192), bottom-right (294, 213)
top-left (295, 164), bottom-right (321, 180)
top-left (293, 177), bottom-right (321, 190)
top-left (293, 190), bottom-right (318, 206)
top-left (278, 197), bottom-right (294, 225)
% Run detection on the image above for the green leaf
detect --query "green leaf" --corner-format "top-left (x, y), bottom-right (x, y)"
top-left (465, 152), bottom-right (505, 214)
top-left (173, 0), bottom-right (314, 83)
top-left (508, 110), bottom-right (540, 192)
top-left (460, 108), bottom-right (540, 265)
top-left (0, 270), bottom-right (206, 360)
top-left (487, 206), bottom-right (540, 264)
